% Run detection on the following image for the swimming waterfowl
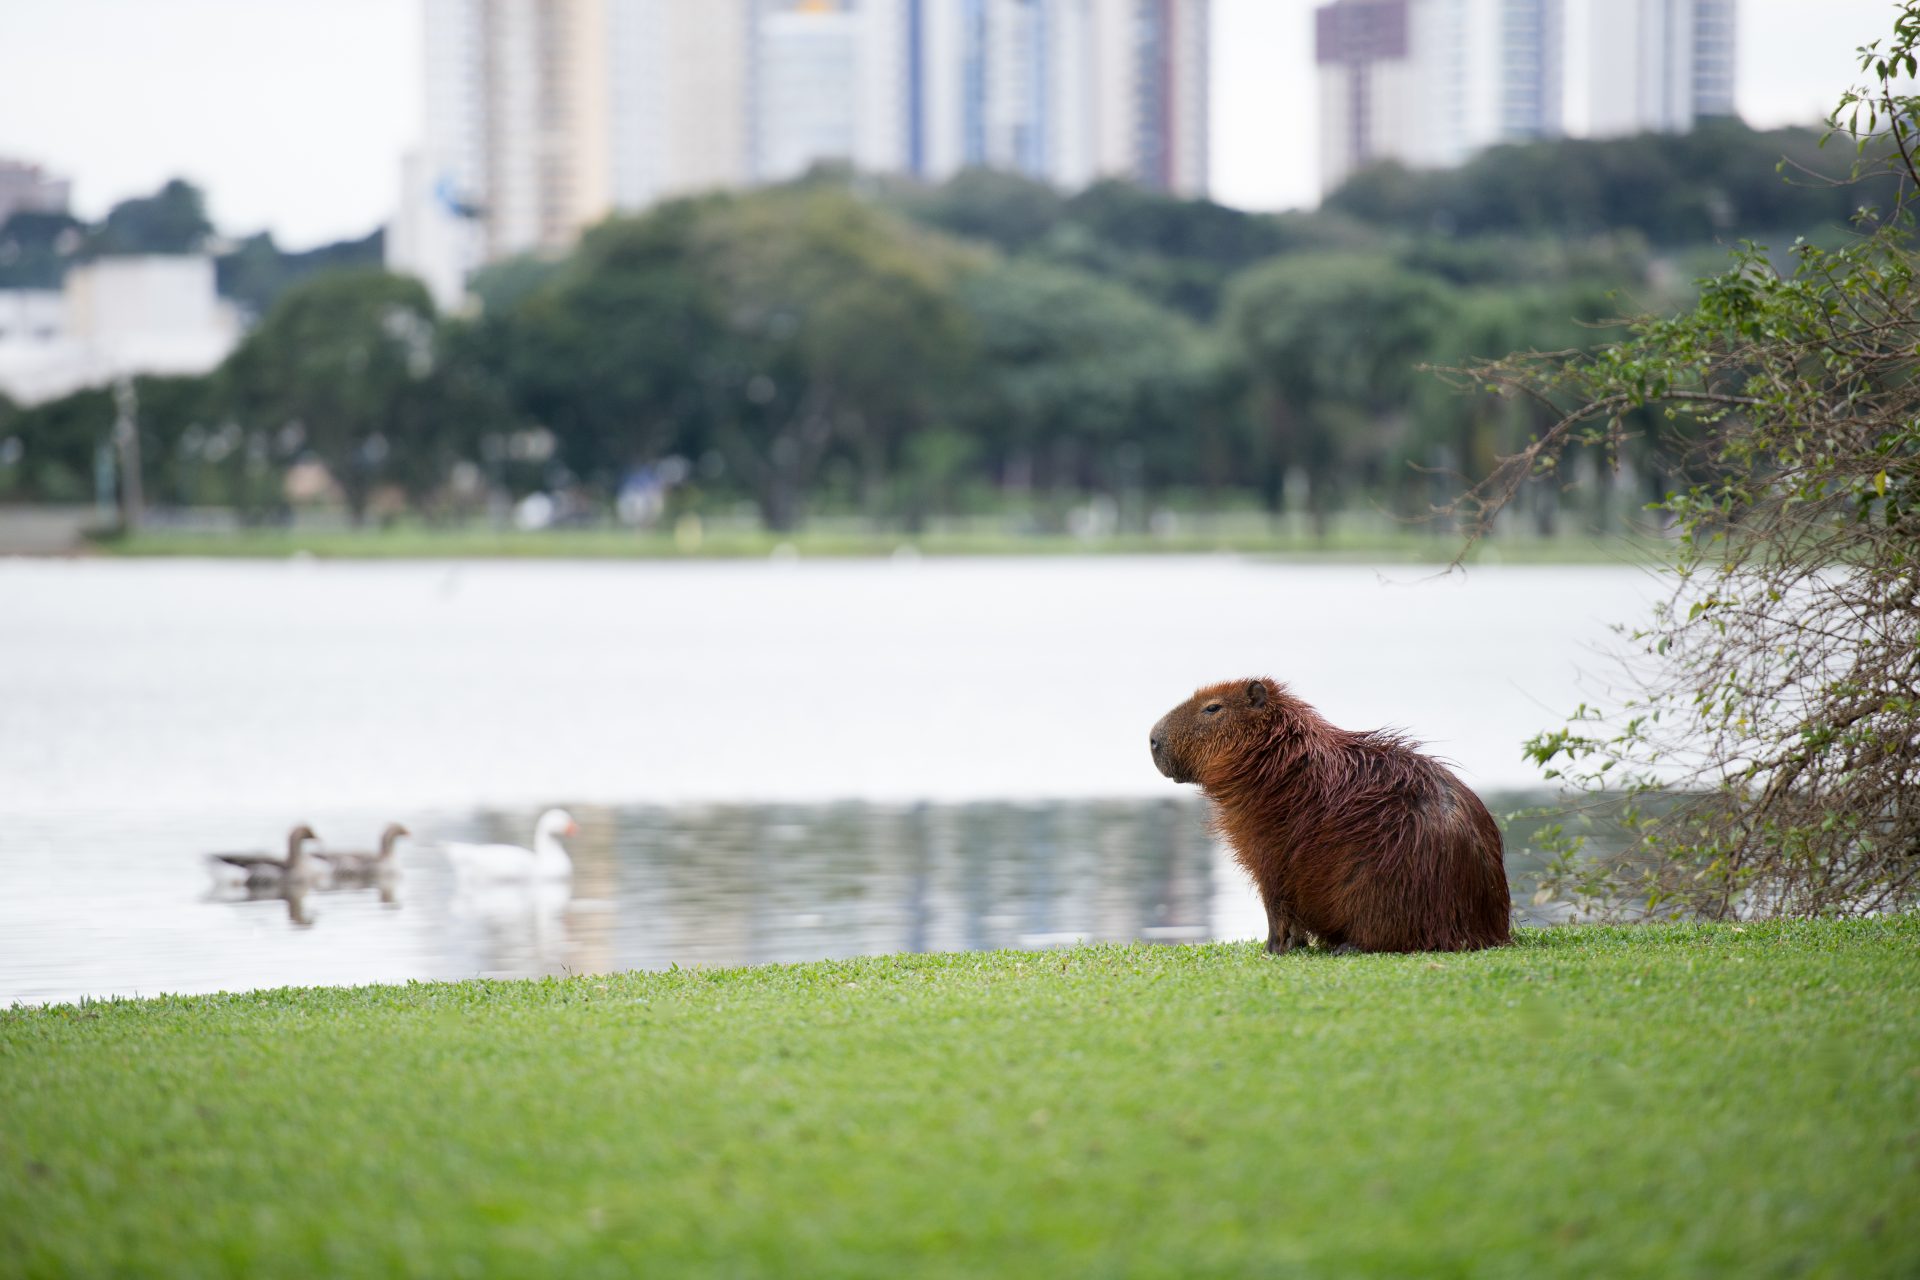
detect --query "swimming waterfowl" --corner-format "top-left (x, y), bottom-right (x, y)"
top-left (314, 823), bottom-right (409, 881)
top-left (207, 824), bottom-right (322, 888)
top-left (443, 809), bottom-right (577, 882)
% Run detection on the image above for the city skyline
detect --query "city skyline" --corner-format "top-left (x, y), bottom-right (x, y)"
top-left (0, 0), bottom-right (1896, 250)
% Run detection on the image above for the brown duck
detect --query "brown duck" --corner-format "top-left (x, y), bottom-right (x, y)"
top-left (314, 823), bottom-right (409, 881)
top-left (207, 824), bottom-right (322, 888)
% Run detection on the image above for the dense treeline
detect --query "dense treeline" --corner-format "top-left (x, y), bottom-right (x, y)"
top-left (1327, 119), bottom-right (1902, 244)
top-left (0, 120), bottom-right (1862, 534)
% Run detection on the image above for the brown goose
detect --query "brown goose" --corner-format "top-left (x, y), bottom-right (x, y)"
top-left (314, 823), bottom-right (409, 881)
top-left (207, 824), bottom-right (321, 888)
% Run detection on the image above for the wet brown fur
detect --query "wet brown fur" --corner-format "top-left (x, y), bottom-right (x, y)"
top-left (1150, 677), bottom-right (1510, 953)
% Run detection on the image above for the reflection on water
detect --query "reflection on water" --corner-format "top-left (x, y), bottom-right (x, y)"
top-left (1, 793), bottom-right (1591, 1006)
top-left (0, 799), bottom-right (1218, 1005)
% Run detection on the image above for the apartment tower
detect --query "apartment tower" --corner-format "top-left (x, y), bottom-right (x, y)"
top-left (1587, 0), bottom-right (1738, 136)
top-left (1315, 0), bottom-right (1565, 197)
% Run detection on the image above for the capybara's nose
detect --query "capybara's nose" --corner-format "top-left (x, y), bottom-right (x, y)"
top-left (1150, 734), bottom-right (1163, 755)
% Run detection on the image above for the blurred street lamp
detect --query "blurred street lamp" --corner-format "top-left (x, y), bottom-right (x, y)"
top-left (113, 376), bottom-right (142, 533)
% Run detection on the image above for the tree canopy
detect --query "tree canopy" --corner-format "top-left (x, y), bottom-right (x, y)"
top-left (1449, 6), bottom-right (1920, 918)
top-left (1327, 120), bottom-right (1901, 245)
top-left (80, 179), bottom-right (213, 257)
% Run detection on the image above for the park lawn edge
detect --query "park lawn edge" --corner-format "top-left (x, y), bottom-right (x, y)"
top-left (81, 525), bottom-right (1669, 565)
top-left (3, 919), bottom-right (1916, 1279)
top-left (0, 917), bottom-right (1889, 1014)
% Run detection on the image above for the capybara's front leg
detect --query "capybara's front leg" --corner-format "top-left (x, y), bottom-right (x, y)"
top-left (1261, 888), bottom-right (1299, 955)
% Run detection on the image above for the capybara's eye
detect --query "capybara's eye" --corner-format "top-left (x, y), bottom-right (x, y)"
top-left (1203, 704), bottom-right (1222, 715)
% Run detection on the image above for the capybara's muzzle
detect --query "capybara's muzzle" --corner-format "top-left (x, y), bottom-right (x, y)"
top-left (1149, 714), bottom-right (1189, 783)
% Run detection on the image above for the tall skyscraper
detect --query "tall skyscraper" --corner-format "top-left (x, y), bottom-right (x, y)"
top-left (606, 0), bottom-right (754, 209)
top-left (393, 0), bottom-right (616, 308)
top-left (390, 0), bottom-right (1211, 304)
top-left (1315, 0), bottom-right (1415, 196)
top-left (911, 0), bottom-right (1208, 195)
top-left (1315, 0), bottom-right (1564, 197)
top-left (754, 0), bottom-right (911, 182)
top-left (1690, 0), bottom-right (1737, 118)
top-left (1587, 0), bottom-right (1738, 136)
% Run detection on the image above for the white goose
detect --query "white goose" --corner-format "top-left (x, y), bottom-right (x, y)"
top-left (442, 809), bottom-right (577, 882)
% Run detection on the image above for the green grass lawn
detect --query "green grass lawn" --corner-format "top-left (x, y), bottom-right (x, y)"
top-left (87, 523), bottom-right (1663, 565)
top-left (4, 920), bottom-right (1916, 1278)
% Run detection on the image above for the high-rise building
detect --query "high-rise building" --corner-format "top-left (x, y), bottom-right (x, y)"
top-left (607, 0), bottom-right (754, 208)
top-left (754, 0), bottom-right (888, 182)
top-left (1587, 0), bottom-right (1737, 136)
top-left (911, 0), bottom-right (1208, 195)
top-left (1690, 0), bottom-right (1737, 118)
top-left (392, 0), bottom-right (615, 309)
top-left (1315, 0), bottom-right (1564, 197)
top-left (391, 0), bottom-right (1211, 303)
top-left (1316, 0), bottom-right (1413, 196)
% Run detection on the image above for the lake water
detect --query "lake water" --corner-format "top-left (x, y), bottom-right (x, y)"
top-left (0, 555), bottom-right (1657, 1005)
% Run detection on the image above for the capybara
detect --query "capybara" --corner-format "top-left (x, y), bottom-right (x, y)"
top-left (1150, 677), bottom-right (1510, 953)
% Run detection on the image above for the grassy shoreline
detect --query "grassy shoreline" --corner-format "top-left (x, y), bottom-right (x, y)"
top-left (3, 919), bottom-right (1915, 1277)
top-left (83, 524), bottom-right (1666, 564)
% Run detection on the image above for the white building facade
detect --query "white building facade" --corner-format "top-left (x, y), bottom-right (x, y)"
top-left (0, 257), bottom-right (242, 406)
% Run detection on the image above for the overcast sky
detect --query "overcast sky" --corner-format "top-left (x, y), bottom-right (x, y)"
top-left (0, 0), bottom-right (1900, 250)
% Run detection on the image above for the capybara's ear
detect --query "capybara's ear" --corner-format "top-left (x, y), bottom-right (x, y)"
top-left (1246, 680), bottom-right (1268, 708)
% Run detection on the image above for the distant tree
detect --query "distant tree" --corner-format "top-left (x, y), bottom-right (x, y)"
top-left (1062, 180), bottom-right (1288, 268)
top-left (1394, 232), bottom-right (1652, 289)
top-left (82, 179), bottom-right (212, 257)
top-left (1041, 182), bottom-right (1348, 319)
top-left (215, 228), bottom-right (385, 319)
top-left (496, 187), bottom-right (978, 530)
top-left (1450, 4), bottom-right (1920, 918)
top-left (1327, 121), bottom-right (1905, 245)
top-left (468, 252), bottom-right (563, 314)
top-left (1224, 254), bottom-right (1459, 533)
top-left (126, 374), bottom-right (218, 507)
top-left (484, 198), bottom-right (723, 492)
top-left (1407, 281), bottom-right (1645, 532)
top-left (687, 187), bottom-right (981, 529)
top-left (894, 171), bottom-right (1373, 320)
top-left (956, 259), bottom-right (1209, 516)
top-left (896, 167), bottom-right (1066, 253)
top-left (223, 270), bottom-right (443, 523)
top-left (0, 210), bottom-right (83, 288)
top-left (0, 386), bottom-right (111, 502)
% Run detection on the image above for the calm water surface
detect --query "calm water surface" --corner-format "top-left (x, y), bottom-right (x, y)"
top-left (0, 556), bottom-right (1653, 1004)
